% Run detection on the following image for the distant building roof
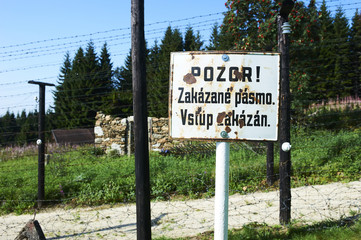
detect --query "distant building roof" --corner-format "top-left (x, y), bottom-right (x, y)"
top-left (52, 128), bottom-right (94, 145)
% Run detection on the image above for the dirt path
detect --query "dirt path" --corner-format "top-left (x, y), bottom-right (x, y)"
top-left (1, 181), bottom-right (361, 239)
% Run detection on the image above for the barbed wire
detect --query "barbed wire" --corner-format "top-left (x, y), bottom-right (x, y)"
top-left (0, 4), bottom-right (361, 238)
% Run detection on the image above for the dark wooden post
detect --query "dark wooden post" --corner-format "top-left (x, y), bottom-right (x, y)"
top-left (131, 0), bottom-right (152, 239)
top-left (28, 80), bottom-right (54, 208)
top-left (278, 0), bottom-right (294, 225)
top-left (266, 142), bottom-right (275, 186)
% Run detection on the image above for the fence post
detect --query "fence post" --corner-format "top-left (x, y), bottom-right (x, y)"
top-left (131, 0), bottom-right (152, 239)
top-left (266, 142), bottom-right (275, 186)
top-left (28, 80), bottom-right (54, 208)
top-left (127, 118), bottom-right (132, 157)
top-left (278, 0), bottom-right (294, 225)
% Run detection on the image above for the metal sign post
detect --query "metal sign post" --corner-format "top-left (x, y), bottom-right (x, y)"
top-left (169, 51), bottom-right (280, 239)
top-left (214, 141), bottom-right (230, 240)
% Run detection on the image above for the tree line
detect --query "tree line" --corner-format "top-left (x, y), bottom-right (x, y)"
top-left (1, 0), bottom-right (360, 146)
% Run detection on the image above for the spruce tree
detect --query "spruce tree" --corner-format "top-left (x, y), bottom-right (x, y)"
top-left (311, 0), bottom-right (334, 101)
top-left (147, 41), bottom-right (160, 116)
top-left (111, 50), bottom-right (133, 117)
top-left (184, 26), bottom-right (203, 51)
top-left (332, 8), bottom-right (351, 98)
top-left (15, 110), bottom-right (27, 145)
top-left (99, 43), bottom-right (113, 92)
top-left (350, 10), bottom-right (361, 97)
top-left (148, 26), bottom-right (183, 117)
top-left (68, 47), bottom-right (86, 128)
top-left (53, 41), bottom-right (115, 128)
top-left (83, 41), bottom-right (101, 124)
top-left (98, 43), bottom-right (114, 114)
top-left (53, 52), bottom-right (72, 129)
top-left (115, 50), bottom-right (132, 91)
top-left (207, 23), bottom-right (221, 50)
top-left (0, 111), bottom-right (17, 146)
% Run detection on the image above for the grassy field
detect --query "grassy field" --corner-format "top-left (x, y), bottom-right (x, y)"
top-left (1, 128), bottom-right (361, 215)
top-left (154, 217), bottom-right (361, 239)
top-left (1, 128), bottom-right (361, 239)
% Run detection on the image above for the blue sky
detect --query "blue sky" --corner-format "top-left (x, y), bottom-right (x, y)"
top-left (0, 0), bottom-right (359, 117)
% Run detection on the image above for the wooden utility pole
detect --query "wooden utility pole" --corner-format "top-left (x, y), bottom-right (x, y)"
top-left (278, 0), bottom-right (294, 225)
top-left (131, 0), bottom-right (152, 239)
top-left (28, 80), bottom-right (55, 208)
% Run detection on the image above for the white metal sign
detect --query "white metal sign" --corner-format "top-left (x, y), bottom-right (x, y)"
top-left (169, 51), bottom-right (280, 141)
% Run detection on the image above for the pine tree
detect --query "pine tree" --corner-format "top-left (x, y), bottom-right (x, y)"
top-left (53, 52), bottom-right (72, 129)
top-left (350, 10), bottom-right (361, 97)
top-left (332, 7), bottom-right (351, 98)
top-left (115, 50), bottom-right (132, 91)
top-left (0, 111), bottom-right (17, 146)
top-left (184, 26), bottom-right (203, 51)
top-left (207, 23), bottom-right (221, 50)
top-left (111, 50), bottom-right (133, 117)
top-left (69, 47), bottom-right (87, 128)
top-left (15, 110), bottom-right (27, 144)
top-left (289, 0), bottom-right (321, 107)
top-left (82, 41), bottom-right (101, 124)
top-left (98, 43), bottom-right (114, 114)
top-left (53, 41), bottom-right (116, 128)
top-left (148, 26), bottom-right (183, 117)
top-left (99, 43), bottom-right (113, 92)
top-left (310, 0), bottom-right (334, 101)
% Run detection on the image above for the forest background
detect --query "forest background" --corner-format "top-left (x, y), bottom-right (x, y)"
top-left (1, 0), bottom-right (360, 146)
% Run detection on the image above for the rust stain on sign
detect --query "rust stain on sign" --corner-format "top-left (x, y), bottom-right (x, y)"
top-left (225, 126), bottom-right (231, 133)
top-left (217, 112), bottom-right (226, 123)
top-left (239, 119), bottom-right (245, 128)
top-left (183, 73), bottom-right (197, 84)
top-left (195, 107), bottom-right (202, 115)
top-left (234, 69), bottom-right (243, 80)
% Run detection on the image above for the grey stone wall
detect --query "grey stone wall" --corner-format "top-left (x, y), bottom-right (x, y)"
top-left (94, 112), bottom-right (181, 155)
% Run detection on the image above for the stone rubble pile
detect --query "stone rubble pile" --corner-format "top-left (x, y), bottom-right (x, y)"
top-left (94, 112), bottom-right (182, 155)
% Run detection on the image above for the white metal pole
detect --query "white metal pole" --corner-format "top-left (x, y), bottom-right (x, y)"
top-left (214, 141), bottom-right (230, 240)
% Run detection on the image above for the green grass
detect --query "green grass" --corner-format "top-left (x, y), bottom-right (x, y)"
top-left (154, 217), bottom-right (361, 239)
top-left (0, 128), bottom-right (361, 215)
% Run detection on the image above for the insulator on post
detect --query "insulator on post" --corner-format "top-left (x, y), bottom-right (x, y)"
top-left (282, 22), bottom-right (291, 34)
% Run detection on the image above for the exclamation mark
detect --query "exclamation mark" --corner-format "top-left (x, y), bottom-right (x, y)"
top-left (256, 66), bottom-right (260, 82)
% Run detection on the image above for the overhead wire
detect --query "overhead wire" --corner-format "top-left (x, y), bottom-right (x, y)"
top-left (1, 3), bottom-right (360, 120)
top-left (0, 12), bottom-right (224, 50)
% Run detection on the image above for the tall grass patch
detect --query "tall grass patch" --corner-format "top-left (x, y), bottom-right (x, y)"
top-left (1, 128), bottom-right (360, 214)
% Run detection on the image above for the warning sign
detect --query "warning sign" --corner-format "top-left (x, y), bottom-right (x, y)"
top-left (169, 51), bottom-right (280, 141)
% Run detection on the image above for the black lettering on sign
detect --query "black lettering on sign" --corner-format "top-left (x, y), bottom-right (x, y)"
top-left (180, 108), bottom-right (213, 129)
top-left (178, 87), bottom-right (184, 103)
top-left (243, 67), bottom-right (252, 82)
top-left (229, 67), bottom-right (239, 82)
top-left (217, 66), bottom-right (226, 81)
top-left (204, 67), bottom-right (213, 81)
top-left (186, 66), bottom-right (260, 82)
top-left (191, 67), bottom-right (201, 77)
top-left (181, 109), bottom-right (187, 125)
top-left (218, 110), bottom-right (270, 127)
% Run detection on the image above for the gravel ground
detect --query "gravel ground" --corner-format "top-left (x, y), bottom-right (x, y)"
top-left (1, 180), bottom-right (361, 239)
